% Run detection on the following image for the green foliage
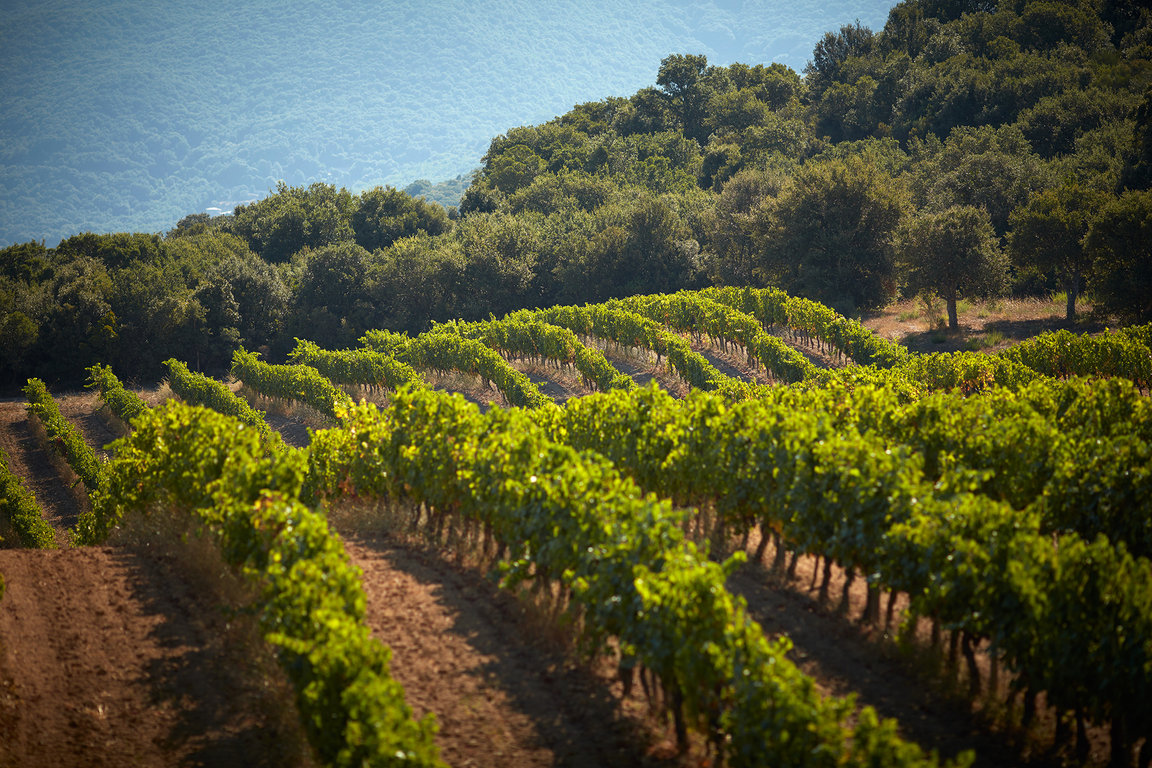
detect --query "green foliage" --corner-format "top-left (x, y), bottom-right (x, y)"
top-left (55, 232), bottom-right (165, 270)
top-left (230, 349), bottom-right (352, 423)
top-left (538, 370), bottom-right (1152, 753)
top-left (77, 400), bottom-right (444, 766)
top-left (616, 291), bottom-right (820, 383)
top-left (436, 317), bottom-right (635, 392)
top-left (359, 327), bottom-right (551, 409)
top-left (1000, 327), bottom-right (1152, 388)
top-left (23, 377), bottom-right (106, 499)
top-left (288, 241), bottom-right (375, 349)
top-left (6, 0), bottom-right (1152, 393)
top-left (0, 446), bottom-right (57, 548)
top-left (914, 125), bottom-right (1050, 237)
top-left (289, 338), bottom-right (425, 392)
top-left (1084, 188), bottom-right (1152, 322)
top-left (529, 301), bottom-right (734, 391)
top-left (85, 363), bottom-right (147, 424)
top-left (223, 182), bottom-right (355, 264)
top-left (307, 386), bottom-right (964, 768)
top-left (352, 186), bottom-right (450, 251)
top-left (897, 205), bottom-right (1007, 329)
top-left (163, 358), bottom-right (280, 447)
top-left (754, 155), bottom-right (910, 312)
top-left (56, 280), bottom-right (1152, 763)
top-left (701, 284), bottom-right (911, 367)
top-left (402, 174), bottom-right (472, 212)
top-left (1008, 183), bottom-right (1110, 320)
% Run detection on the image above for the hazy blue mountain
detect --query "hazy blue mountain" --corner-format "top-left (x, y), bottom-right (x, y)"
top-left (0, 0), bottom-right (893, 246)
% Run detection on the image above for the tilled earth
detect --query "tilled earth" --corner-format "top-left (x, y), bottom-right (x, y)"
top-left (0, 360), bottom-right (1112, 767)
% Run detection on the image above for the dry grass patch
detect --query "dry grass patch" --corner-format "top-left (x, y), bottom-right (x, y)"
top-left (864, 293), bottom-right (1105, 355)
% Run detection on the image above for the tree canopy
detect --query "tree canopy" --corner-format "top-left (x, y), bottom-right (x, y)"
top-left (4, 0), bottom-right (1152, 388)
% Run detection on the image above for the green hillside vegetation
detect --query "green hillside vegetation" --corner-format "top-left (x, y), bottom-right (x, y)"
top-left (3, 0), bottom-right (1151, 391)
top-left (0, 0), bottom-right (894, 246)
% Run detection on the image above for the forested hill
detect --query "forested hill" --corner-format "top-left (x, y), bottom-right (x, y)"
top-left (0, 0), bottom-right (893, 247)
top-left (2, 0), bottom-right (1151, 392)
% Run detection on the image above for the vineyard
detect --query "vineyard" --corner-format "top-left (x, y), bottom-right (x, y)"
top-left (2, 286), bottom-right (1151, 768)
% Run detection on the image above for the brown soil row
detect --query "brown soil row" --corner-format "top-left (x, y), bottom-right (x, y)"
top-left (0, 399), bottom-right (82, 546)
top-left (338, 525), bottom-right (676, 768)
top-left (2, 372), bottom-right (1121, 767)
top-left (0, 392), bottom-right (681, 767)
top-left (0, 542), bottom-right (307, 768)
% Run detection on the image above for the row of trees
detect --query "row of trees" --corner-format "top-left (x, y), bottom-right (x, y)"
top-left (3, 0), bottom-right (1151, 388)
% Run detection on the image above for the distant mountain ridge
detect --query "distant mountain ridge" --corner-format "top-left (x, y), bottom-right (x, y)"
top-left (0, 0), bottom-right (892, 246)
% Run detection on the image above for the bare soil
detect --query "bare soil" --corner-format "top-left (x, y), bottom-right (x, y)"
top-left (0, 540), bottom-right (311, 768)
top-left (336, 520), bottom-right (680, 768)
top-left (0, 392), bottom-right (690, 767)
top-left (594, 343), bottom-right (689, 396)
top-left (0, 399), bottom-right (82, 547)
top-left (508, 359), bottom-right (594, 404)
top-left (861, 295), bottom-right (1106, 356)
top-left (1, 357), bottom-right (1133, 767)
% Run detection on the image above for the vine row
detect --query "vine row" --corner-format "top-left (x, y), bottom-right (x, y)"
top-left (306, 386), bottom-right (967, 768)
top-left (23, 377), bottom-right (106, 501)
top-left (0, 447), bottom-right (57, 548)
top-left (542, 382), bottom-right (1152, 763)
top-left (435, 316), bottom-right (635, 392)
top-left (231, 349), bottom-right (353, 422)
top-left (1000, 326), bottom-right (1152, 389)
top-left (75, 400), bottom-right (445, 767)
top-left (163, 358), bottom-right (281, 446)
top-left (359, 329), bottom-right (552, 408)
top-left (613, 291), bottom-right (821, 383)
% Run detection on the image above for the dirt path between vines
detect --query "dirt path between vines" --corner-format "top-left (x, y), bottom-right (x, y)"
top-left (1, 392), bottom-right (684, 767)
top-left (0, 398), bottom-right (88, 546)
top-left (2, 384), bottom-right (1113, 767)
top-left (339, 527), bottom-right (677, 768)
top-left (0, 543), bottom-right (309, 768)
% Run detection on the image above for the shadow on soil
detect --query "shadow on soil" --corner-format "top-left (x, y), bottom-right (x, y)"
top-left (727, 552), bottom-right (1088, 768)
top-left (351, 529), bottom-right (680, 768)
top-left (892, 316), bottom-right (1106, 356)
top-left (119, 545), bottom-right (312, 768)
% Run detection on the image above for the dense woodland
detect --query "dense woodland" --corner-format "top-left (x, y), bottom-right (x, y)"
top-left (0, 0), bottom-right (887, 245)
top-left (3, 0), bottom-right (1152, 391)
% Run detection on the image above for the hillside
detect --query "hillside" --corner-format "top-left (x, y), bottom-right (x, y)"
top-left (4, 0), bottom-right (1151, 397)
top-left (0, 0), bottom-right (895, 246)
top-left (3, 281), bottom-right (1149, 765)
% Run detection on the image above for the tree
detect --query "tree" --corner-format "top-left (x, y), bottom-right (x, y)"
top-left (351, 186), bottom-right (450, 251)
top-left (451, 212), bottom-right (541, 319)
top-left (368, 234), bottom-right (460, 334)
top-left (613, 87), bottom-right (678, 136)
top-left (506, 170), bottom-right (615, 215)
top-left (899, 205), bottom-right (1007, 329)
top-left (0, 241), bottom-right (53, 283)
top-left (755, 156), bottom-right (910, 312)
top-left (918, 125), bottom-right (1050, 236)
top-left (1121, 87), bottom-right (1152, 191)
top-left (656, 54), bottom-right (714, 143)
top-left (55, 232), bottom-right (165, 270)
top-left (555, 190), bottom-right (701, 303)
top-left (224, 182), bottom-right (354, 263)
top-left (1008, 183), bottom-right (1109, 321)
top-left (706, 168), bottom-right (788, 285)
top-left (189, 274), bottom-right (242, 371)
top-left (201, 251), bottom-right (289, 350)
top-left (290, 242), bottom-right (374, 348)
top-left (1084, 189), bottom-right (1152, 322)
top-left (804, 22), bottom-right (876, 99)
top-left (39, 257), bottom-right (118, 385)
